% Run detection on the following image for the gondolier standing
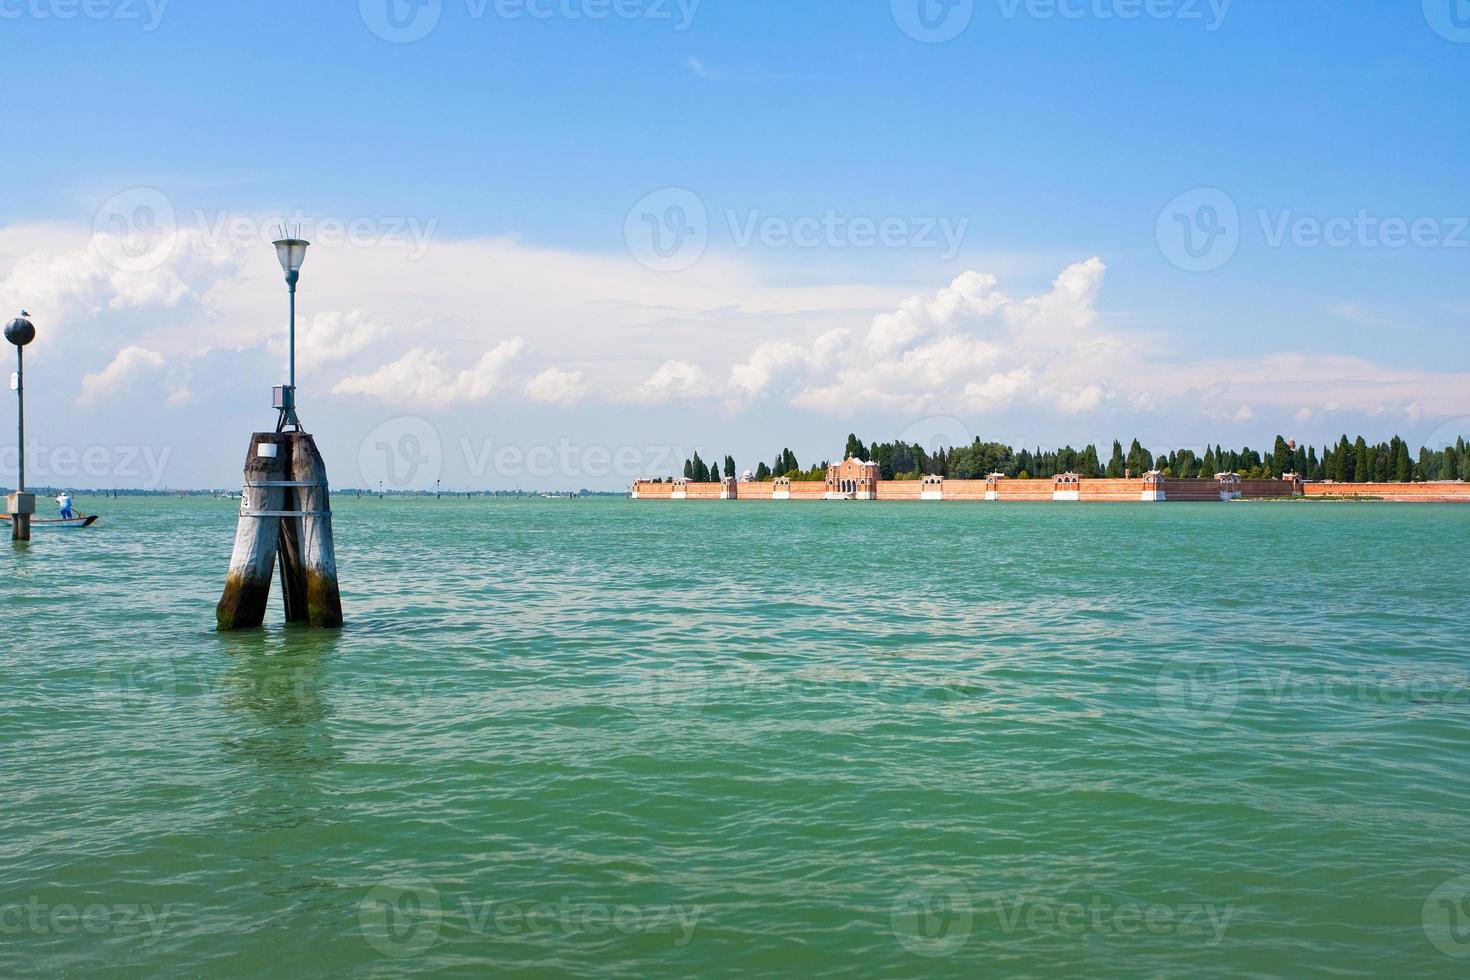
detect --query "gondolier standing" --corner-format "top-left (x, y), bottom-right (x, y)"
top-left (56, 492), bottom-right (74, 520)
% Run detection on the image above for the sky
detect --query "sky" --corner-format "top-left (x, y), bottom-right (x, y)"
top-left (0, 0), bottom-right (1467, 490)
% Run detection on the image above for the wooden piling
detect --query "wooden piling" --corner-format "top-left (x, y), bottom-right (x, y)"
top-left (217, 433), bottom-right (290, 630)
top-left (287, 433), bottom-right (342, 629)
top-left (7, 493), bottom-right (33, 542)
top-left (216, 430), bottom-right (342, 631)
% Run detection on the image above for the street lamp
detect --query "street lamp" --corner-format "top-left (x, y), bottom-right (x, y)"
top-left (5, 311), bottom-right (36, 540)
top-left (272, 236), bottom-right (310, 432)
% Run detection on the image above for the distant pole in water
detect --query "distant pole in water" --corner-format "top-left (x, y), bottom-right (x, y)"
top-left (217, 237), bottom-right (342, 631)
top-left (5, 312), bottom-right (36, 542)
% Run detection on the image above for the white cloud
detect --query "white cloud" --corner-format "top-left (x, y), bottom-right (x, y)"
top-left (77, 347), bottom-right (190, 407)
top-left (268, 309), bottom-right (390, 372)
top-left (630, 360), bottom-right (710, 403)
top-left (525, 367), bottom-right (588, 406)
top-left (6, 209), bottom-right (1470, 486)
top-left (333, 338), bottom-right (527, 408)
top-left (685, 57), bottom-right (720, 81)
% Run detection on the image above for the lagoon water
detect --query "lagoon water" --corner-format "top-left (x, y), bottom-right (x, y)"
top-left (3, 496), bottom-right (1470, 977)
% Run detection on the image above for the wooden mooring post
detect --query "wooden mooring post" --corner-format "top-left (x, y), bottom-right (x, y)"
top-left (217, 431), bottom-right (342, 630)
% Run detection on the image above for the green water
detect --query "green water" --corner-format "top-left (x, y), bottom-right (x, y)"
top-left (3, 496), bottom-right (1470, 977)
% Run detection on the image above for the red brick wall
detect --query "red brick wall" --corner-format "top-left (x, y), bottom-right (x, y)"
top-left (1078, 478), bottom-right (1143, 501)
top-left (1304, 482), bottom-right (1470, 501)
top-left (788, 481), bottom-right (828, 499)
top-left (738, 482), bottom-right (776, 499)
top-left (683, 482), bottom-right (723, 499)
top-left (634, 481), bottom-right (673, 497)
top-left (1238, 479), bottom-right (1296, 498)
top-left (1162, 479), bottom-right (1224, 501)
top-left (877, 481), bottom-right (924, 499)
top-left (945, 479), bottom-right (989, 500)
top-left (991, 480), bottom-right (1055, 501)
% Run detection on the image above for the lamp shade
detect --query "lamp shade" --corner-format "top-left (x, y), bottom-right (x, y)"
top-left (4, 315), bottom-right (35, 347)
top-left (273, 238), bottom-right (310, 274)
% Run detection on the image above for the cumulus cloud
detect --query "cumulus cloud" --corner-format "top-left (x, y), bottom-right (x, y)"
top-left (6, 208), bottom-right (1470, 474)
top-left (724, 259), bottom-right (1114, 416)
top-left (268, 309), bottom-right (390, 372)
top-left (525, 366), bottom-right (588, 406)
top-left (630, 360), bottom-right (710, 403)
top-left (333, 338), bottom-right (527, 408)
top-left (77, 347), bottom-right (190, 407)
top-left (0, 229), bottom-right (242, 325)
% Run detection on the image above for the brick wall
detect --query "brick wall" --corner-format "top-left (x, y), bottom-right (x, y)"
top-left (1078, 478), bottom-right (1143, 501)
top-left (633, 477), bottom-right (1470, 503)
top-left (1238, 479), bottom-right (1297, 498)
top-left (945, 479), bottom-right (990, 500)
top-left (1162, 479), bottom-right (1224, 501)
top-left (683, 482), bottom-right (723, 499)
top-left (1304, 482), bottom-right (1470, 501)
top-left (877, 480), bottom-right (924, 499)
top-left (991, 480), bottom-right (1055, 501)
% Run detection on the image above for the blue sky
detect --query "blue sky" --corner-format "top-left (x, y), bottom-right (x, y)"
top-left (0, 0), bottom-right (1467, 489)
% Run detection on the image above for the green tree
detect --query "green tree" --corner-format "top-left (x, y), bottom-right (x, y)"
top-left (755, 461), bottom-right (771, 481)
top-left (1270, 436), bottom-right (1292, 478)
top-left (724, 455), bottom-right (737, 479)
top-left (1353, 437), bottom-right (1371, 483)
top-left (844, 434), bottom-right (868, 461)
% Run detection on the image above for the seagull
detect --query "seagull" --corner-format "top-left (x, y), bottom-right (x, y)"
top-left (19, 310), bottom-right (29, 317)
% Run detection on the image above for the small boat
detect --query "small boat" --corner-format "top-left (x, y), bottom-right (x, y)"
top-left (1, 513), bottom-right (99, 529)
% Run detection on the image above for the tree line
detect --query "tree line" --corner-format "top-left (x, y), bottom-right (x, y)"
top-left (665, 433), bottom-right (1470, 484)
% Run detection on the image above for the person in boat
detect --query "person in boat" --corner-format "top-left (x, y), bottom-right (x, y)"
top-left (56, 492), bottom-right (74, 520)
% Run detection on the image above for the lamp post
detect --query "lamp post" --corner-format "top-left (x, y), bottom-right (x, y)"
top-left (272, 237), bottom-right (310, 432)
top-left (5, 312), bottom-right (36, 541)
